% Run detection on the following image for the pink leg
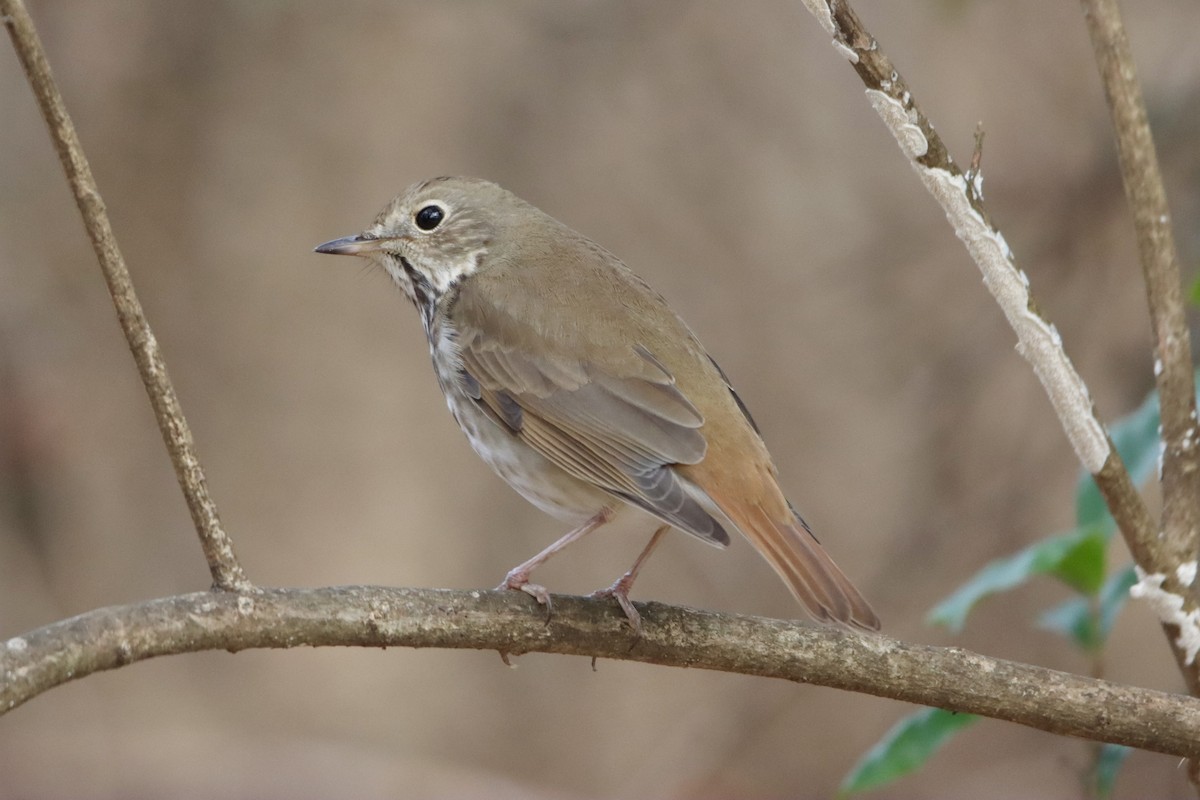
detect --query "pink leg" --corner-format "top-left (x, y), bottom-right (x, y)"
top-left (498, 508), bottom-right (613, 616)
top-left (590, 525), bottom-right (670, 630)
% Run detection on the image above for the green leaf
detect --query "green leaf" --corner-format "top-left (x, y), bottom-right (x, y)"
top-left (1051, 527), bottom-right (1107, 594)
top-left (928, 527), bottom-right (1104, 631)
top-left (1093, 743), bottom-right (1131, 799)
top-left (839, 708), bottom-right (979, 796)
top-left (930, 370), bottom-right (1199, 633)
top-left (1037, 564), bottom-right (1137, 650)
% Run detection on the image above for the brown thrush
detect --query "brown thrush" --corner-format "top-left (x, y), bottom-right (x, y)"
top-left (316, 177), bottom-right (878, 631)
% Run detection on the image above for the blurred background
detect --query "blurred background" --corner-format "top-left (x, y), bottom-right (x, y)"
top-left (2, 1), bottom-right (1199, 797)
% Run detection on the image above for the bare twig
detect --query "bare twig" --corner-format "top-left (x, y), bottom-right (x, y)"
top-left (797, 0), bottom-right (1195, 678)
top-left (1, 0), bottom-right (250, 591)
top-left (3, 587), bottom-right (1200, 758)
top-left (1080, 0), bottom-right (1200, 667)
top-left (969, 124), bottom-right (985, 177)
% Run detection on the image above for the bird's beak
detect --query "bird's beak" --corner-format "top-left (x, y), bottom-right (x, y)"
top-left (313, 234), bottom-right (386, 256)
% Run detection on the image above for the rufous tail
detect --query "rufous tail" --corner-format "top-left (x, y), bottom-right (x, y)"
top-left (715, 493), bottom-right (880, 630)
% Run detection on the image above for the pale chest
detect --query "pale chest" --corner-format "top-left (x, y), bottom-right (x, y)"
top-left (424, 312), bottom-right (609, 525)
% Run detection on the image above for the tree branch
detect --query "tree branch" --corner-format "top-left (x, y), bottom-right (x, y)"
top-left (1080, 0), bottom-right (1200, 670)
top-left (799, 0), bottom-right (1197, 684)
top-left (3, 587), bottom-right (1199, 758)
top-left (0, 0), bottom-right (249, 590)
top-left (5, 0), bottom-right (1197, 773)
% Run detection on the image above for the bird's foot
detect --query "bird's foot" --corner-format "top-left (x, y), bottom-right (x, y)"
top-left (589, 576), bottom-right (642, 632)
top-left (497, 571), bottom-right (553, 622)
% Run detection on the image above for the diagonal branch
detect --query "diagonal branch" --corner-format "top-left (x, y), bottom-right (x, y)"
top-left (1080, 0), bottom-right (1200, 593)
top-left (3, 588), bottom-right (1200, 758)
top-left (798, 0), bottom-right (1199, 689)
top-left (1, 0), bottom-right (249, 591)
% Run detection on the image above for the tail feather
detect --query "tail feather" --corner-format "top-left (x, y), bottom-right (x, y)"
top-left (715, 493), bottom-right (880, 630)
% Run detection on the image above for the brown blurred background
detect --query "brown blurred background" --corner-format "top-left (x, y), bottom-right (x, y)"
top-left (2, 1), bottom-right (1198, 797)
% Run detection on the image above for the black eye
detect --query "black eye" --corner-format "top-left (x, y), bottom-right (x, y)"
top-left (415, 205), bottom-right (444, 231)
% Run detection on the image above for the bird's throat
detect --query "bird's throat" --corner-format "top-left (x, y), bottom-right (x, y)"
top-left (398, 255), bottom-right (439, 331)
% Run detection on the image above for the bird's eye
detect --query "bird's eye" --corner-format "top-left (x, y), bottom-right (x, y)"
top-left (414, 205), bottom-right (444, 231)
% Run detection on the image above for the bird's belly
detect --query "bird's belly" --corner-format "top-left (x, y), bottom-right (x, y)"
top-left (445, 391), bottom-right (611, 525)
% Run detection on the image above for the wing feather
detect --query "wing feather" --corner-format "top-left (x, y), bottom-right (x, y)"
top-left (452, 289), bottom-right (727, 546)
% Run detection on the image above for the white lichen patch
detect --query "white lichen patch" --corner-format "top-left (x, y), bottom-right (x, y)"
top-left (801, 0), bottom-right (836, 34)
top-left (970, 170), bottom-right (984, 199)
top-left (861, 89), bottom-right (1111, 473)
top-left (1178, 561), bottom-right (1198, 587)
top-left (866, 89), bottom-right (927, 159)
top-left (1131, 567), bottom-right (1200, 664)
top-left (5, 637), bottom-right (27, 653)
top-left (926, 169), bottom-right (1109, 472)
top-left (1183, 424), bottom-right (1197, 449)
top-left (831, 38), bottom-right (859, 63)
top-left (997, 233), bottom-right (1015, 263)
top-left (236, 595), bottom-right (255, 616)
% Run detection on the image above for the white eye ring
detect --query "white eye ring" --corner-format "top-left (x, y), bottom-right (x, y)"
top-left (414, 203), bottom-right (447, 231)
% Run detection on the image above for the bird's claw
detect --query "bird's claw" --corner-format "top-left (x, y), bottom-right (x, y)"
top-left (589, 582), bottom-right (643, 633)
top-left (497, 573), bottom-right (553, 623)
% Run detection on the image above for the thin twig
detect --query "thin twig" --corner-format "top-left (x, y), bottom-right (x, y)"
top-left (1080, 0), bottom-right (1200, 645)
top-left (3, 587), bottom-right (1200, 758)
top-left (964, 123), bottom-right (985, 207)
top-left (797, 0), bottom-right (1194, 676)
top-left (1, 0), bottom-right (250, 591)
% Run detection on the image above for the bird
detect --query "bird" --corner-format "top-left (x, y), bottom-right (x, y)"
top-left (315, 177), bottom-right (879, 631)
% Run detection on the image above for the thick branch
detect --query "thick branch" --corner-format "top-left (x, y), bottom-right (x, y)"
top-left (1081, 0), bottom-right (1200, 582)
top-left (3, 587), bottom-right (1199, 757)
top-left (1, 0), bottom-right (249, 590)
top-left (799, 0), bottom-right (1198, 682)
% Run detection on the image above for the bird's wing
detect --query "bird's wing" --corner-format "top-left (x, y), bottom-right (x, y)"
top-left (450, 280), bottom-right (729, 546)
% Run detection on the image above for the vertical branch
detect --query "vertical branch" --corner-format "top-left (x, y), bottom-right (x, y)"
top-left (1, 0), bottom-right (251, 591)
top-left (1080, 0), bottom-right (1200, 574)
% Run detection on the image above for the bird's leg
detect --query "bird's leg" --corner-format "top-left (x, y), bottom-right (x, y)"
top-left (590, 525), bottom-right (670, 631)
top-left (498, 507), bottom-right (613, 617)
